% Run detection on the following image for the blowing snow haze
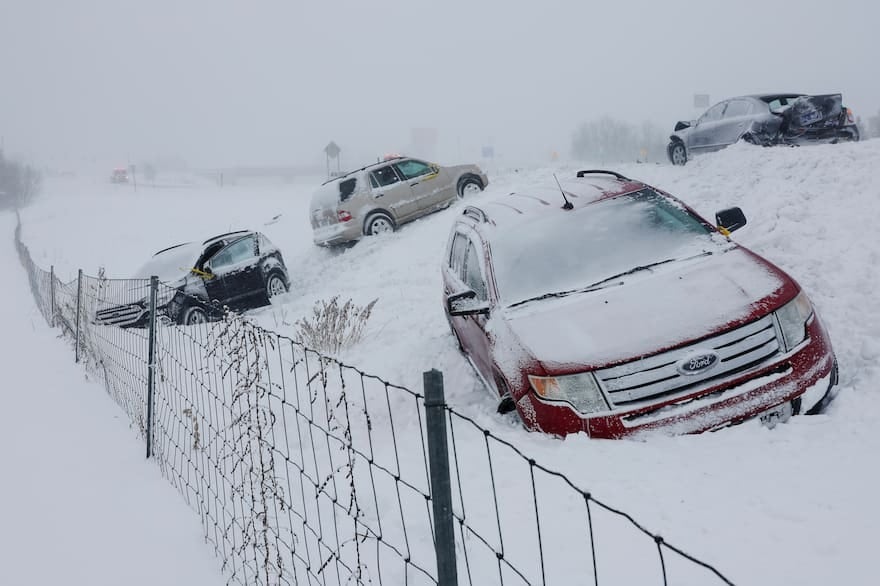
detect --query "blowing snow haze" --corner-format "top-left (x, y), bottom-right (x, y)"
top-left (1, 0), bottom-right (877, 169)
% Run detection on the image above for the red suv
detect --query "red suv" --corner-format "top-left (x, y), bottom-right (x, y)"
top-left (442, 170), bottom-right (837, 438)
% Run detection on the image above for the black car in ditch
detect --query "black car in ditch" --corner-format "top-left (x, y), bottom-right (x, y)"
top-left (95, 230), bottom-right (290, 327)
top-left (668, 93), bottom-right (860, 165)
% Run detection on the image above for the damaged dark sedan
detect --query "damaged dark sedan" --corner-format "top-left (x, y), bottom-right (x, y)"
top-left (668, 93), bottom-right (860, 165)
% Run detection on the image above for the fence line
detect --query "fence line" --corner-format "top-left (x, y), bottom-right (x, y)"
top-left (13, 212), bottom-right (737, 585)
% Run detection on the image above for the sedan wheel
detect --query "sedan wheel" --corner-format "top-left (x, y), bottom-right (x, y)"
top-left (266, 274), bottom-right (288, 299)
top-left (669, 142), bottom-right (687, 166)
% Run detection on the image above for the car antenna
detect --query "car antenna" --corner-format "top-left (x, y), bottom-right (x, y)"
top-left (554, 174), bottom-right (574, 210)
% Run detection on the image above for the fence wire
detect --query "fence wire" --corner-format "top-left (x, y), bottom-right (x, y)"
top-left (13, 213), bottom-right (737, 586)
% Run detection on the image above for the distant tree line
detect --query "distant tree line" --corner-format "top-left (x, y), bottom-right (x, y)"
top-left (0, 150), bottom-right (41, 209)
top-left (571, 117), bottom-right (669, 164)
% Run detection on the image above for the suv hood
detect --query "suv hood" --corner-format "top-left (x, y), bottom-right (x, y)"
top-left (503, 248), bottom-right (789, 370)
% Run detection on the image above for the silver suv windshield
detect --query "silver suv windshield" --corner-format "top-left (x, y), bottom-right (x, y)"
top-left (491, 189), bottom-right (721, 307)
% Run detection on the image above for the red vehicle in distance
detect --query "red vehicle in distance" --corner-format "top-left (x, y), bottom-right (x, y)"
top-left (111, 167), bottom-right (129, 184)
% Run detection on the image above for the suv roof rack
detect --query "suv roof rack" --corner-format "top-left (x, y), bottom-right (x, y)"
top-left (320, 156), bottom-right (407, 186)
top-left (203, 230), bottom-right (250, 245)
top-left (575, 169), bottom-right (632, 181)
top-left (463, 206), bottom-right (489, 223)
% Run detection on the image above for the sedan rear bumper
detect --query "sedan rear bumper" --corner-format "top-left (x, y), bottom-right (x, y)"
top-left (781, 124), bottom-right (859, 145)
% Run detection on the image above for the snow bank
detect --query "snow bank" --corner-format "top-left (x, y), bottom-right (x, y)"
top-left (0, 213), bottom-right (221, 585)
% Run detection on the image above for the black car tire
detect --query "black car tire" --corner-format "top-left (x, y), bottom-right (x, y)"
top-left (494, 376), bottom-right (517, 415)
top-left (179, 304), bottom-right (209, 326)
top-left (265, 271), bottom-right (288, 301)
top-left (364, 212), bottom-right (395, 236)
top-left (668, 141), bottom-right (687, 166)
top-left (457, 176), bottom-right (483, 198)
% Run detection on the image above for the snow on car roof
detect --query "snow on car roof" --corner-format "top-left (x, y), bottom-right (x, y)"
top-left (466, 174), bottom-right (645, 231)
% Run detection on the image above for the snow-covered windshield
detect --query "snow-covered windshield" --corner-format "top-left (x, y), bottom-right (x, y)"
top-left (133, 242), bottom-right (202, 282)
top-left (491, 189), bottom-right (721, 306)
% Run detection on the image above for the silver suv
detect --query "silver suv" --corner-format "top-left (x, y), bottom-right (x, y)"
top-left (310, 156), bottom-right (488, 246)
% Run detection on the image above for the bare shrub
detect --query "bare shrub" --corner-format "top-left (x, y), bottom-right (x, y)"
top-left (294, 296), bottom-right (377, 355)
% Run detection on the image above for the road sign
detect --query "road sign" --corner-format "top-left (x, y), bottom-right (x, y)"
top-left (324, 141), bottom-right (341, 159)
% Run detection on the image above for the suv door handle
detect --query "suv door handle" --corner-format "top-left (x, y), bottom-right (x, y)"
top-left (409, 181), bottom-right (420, 187)
top-left (374, 192), bottom-right (385, 198)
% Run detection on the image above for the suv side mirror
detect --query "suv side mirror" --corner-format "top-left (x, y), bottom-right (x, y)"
top-left (674, 120), bottom-right (692, 132)
top-left (715, 207), bottom-right (747, 233)
top-left (447, 289), bottom-right (490, 317)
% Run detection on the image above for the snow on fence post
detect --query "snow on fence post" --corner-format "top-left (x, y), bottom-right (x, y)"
top-left (49, 265), bottom-right (56, 328)
top-left (75, 269), bottom-right (83, 363)
top-left (423, 369), bottom-right (458, 586)
top-left (145, 275), bottom-right (158, 459)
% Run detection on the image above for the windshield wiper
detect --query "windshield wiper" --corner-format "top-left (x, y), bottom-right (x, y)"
top-left (508, 253), bottom-right (712, 310)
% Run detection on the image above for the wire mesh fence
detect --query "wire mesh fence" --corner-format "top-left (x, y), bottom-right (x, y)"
top-left (13, 213), bottom-right (737, 586)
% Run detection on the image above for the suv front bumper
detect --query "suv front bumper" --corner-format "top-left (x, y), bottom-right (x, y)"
top-left (519, 314), bottom-right (837, 438)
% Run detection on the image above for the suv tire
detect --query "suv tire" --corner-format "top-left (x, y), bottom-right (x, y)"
top-left (265, 272), bottom-right (288, 301)
top-left (179, 304), bottom-right (208, 326)
top-left (365, 212), bottom-right (395, 236)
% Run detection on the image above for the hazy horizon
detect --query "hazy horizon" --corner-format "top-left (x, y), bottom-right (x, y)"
top-left (2, 0), bottom-right (877, 170)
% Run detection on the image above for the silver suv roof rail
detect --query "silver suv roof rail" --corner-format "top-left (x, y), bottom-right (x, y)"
top-left (576, 169), bottom-right (632, 181)
top-left (463, 206), bottom-right (489, 223)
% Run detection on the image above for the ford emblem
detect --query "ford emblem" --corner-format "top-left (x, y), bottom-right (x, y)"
top-left (676, 351), bottom-right (720, 376)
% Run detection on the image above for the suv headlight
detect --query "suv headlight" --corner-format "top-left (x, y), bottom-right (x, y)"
top-left (529, 373), bottom-right (609, 415)
top-left (775, 291), bottom-right (813, 351)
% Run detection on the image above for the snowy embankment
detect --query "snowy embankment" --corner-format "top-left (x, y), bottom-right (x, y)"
top-left (18, 140), bottom-right (880, 585)
top-left (0, 213), bottom-right (221, 585)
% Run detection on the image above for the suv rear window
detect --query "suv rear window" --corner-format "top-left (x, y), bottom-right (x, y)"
top-left (339, 177), bottom-right (357, 202)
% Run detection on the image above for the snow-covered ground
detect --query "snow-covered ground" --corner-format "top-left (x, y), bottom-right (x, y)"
top-left (0, 212), bottom-right (222, 585)
top-left (15, 140), bottom-right (880, 585)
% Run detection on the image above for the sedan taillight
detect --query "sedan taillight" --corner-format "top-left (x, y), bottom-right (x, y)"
top-left (337, 210), bottom-right (352, 222)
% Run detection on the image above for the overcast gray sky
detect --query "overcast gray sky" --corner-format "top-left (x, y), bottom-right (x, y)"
top-left (1, 0), bottom-right (877, 169)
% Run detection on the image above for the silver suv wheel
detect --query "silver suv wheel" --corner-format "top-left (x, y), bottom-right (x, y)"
top-left (366, 214), bottom-right (394, 236)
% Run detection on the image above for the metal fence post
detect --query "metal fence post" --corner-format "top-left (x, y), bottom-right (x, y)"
top-left (49, 265), bottom-right (56, 328)
top-left (146, 276), bottom-right (158, 459)
top-left (74, 269), bottom-right (83, 363)
top-left (423, 369), bottom-right (458, 586)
